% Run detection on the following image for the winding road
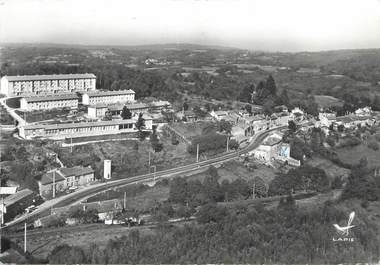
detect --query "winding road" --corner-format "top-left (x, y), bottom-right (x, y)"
top-left (4, 125), bottom-right (286, 230)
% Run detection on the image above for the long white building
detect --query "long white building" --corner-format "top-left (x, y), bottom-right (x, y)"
top-left (20, 94), bottom-right (79, 111)
top-left (0, 73), bottom-right (96, 97)
top-left (82, 90), bottom-right (135, 105)
top-left (19, 117), bottom-right (153, 140)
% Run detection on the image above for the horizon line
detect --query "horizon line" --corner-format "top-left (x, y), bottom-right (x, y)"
top-left (1, 41), bottom-right (380, 54)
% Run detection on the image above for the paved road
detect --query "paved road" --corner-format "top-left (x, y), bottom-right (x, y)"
top-left (4, 125), bottom-right (286, 230)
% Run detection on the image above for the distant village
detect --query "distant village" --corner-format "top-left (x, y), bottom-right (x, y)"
top-left (0, 72), bottom-right (379, 225)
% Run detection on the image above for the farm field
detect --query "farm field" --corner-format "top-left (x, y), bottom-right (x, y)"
top-left (314, 95), bottom-right (343, 109)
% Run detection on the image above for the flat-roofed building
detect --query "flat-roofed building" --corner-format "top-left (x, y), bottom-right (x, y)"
top-left (82, 90), bottom-right (135, 105)
top-left (108, 102), bottom-right (149, 116)
top-left (20, 94), bottom-right (79, 111)
top-left (149, 100), bottom-right (173, 112)
top-left (19, 117), bottom-right (153, 140)
top-left (0, 73), bottom-right (96, 97)
top-left (87, 104), bottom-right (109, 119)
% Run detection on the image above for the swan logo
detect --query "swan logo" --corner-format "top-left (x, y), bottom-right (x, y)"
top-left (332, 211), bottom-right (356, 242)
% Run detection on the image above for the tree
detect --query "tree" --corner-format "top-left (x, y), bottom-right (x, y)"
top-left (136, 113), bottom-right (146, 141)
top-left (266, 75), bottom-right (277, 95)
top-left (239, 83), bottom-right (255, 103)
top-left (288, 120), bottom-right (297, 133)
top-left (49, 244), bottom-right (87, 264)
top-left (121, 105), bottom-right (132, 119)
top-left (150, 128), bottom-right (163, 152)
top-left (279, 89), bottom-right (290, 107)
top-left (169, 177), bottom-right (188, 204)
top-left (171, 133), bottom-right (179, 145)
top-left (183, 101), bottom-right (189, 111)
top-left (244, 104), bottom-right (252, 115)
top-left (218, 120), bottom-right (232, 134)
top-left (372, 95), bottom-right (380, 111)
top-left (193, 106), bottom-right (207, 118)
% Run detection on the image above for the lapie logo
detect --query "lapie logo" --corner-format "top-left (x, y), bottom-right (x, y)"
top-left (332, 211), bottom-right (355, 242)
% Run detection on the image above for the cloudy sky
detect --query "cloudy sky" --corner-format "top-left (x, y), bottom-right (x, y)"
top-left (1, 0), bottom-right (380, 51)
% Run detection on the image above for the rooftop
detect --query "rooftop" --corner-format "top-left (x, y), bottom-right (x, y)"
top-left (3, 189), bottom-right (34, 207)
top-left (39, 166), bottom-right (94, 185)
top-left (85, 90), bottom-right (135, 97)
top-left (23, 119), bottom-right (138, 130)
top-left (60, 166), bottom-right (94, 177)
top-left (336, 115), bottom-right (372, 123)
top-left (108, 103), bottom-right (148, 111)
top-left (23, 94), bottom-right (79, 102)
top-left (150, 100), bottom-right (172, 107)
top-left (39, 171), bottom-right (66, 185)
top-left (3, 73), bottom-right (96, 82)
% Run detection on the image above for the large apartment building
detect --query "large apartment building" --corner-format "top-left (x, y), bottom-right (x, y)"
top-left (20, 94), bottom-right (79, 111)
top-left (0, 73), bottom-right (96, 97)
top-left (82, 90), bottom-right (135, 105)
top-left (19, 117), bottom-right (153, 140)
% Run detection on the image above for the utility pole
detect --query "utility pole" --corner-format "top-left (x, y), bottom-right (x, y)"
top-left (252, 182), bottom-right (256, 199)
top-left (52, 170), bottom-right (56, 198)
top-left (123, 192), bottom-right (126, 210)
top-left (226, 136), bottom-right (229, 152)
top-left (70, 137), bottom-right (73, 153)
top-left (0, 197), bottom-right (3, 253)
top-left (150, 165), bottom-right (156, 182)
top-left (148, 151), bottom-right (151, 167)
top-left (196, 144), bottom-right (199, 163)
top-left (24, 222), bottom-right (27, 253)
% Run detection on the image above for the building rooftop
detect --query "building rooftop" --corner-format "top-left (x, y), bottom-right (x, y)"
top-left (23, 94), bottom-right (79, 103)
top-left (60, 166), bottom-right (94, 177)
top-left (88, 104), bottom-right (109, 109)
top-left (23, 119), bottom-right (138, 130)
top-left (3, 73), bottom-right (96, 82)
top-left (108, 103), bottom-right (148, 111)
top-left (85, 90), bottom-right (135, 97)
top-left (39, 166), bottom-right (94, 185)
top-left (150, 100), bottom-right (172, 107)
top-left (39, 171), bottom-right (66, 185)
top-left (3, 189), bottom-right (34, 207)
top-left (336, 115), bottom-right (372, 123)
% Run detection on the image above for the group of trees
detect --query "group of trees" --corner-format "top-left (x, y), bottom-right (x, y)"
top-left (238, 75), bottom-right (296, 115)
top-left (168, 166), bottom-right (256, 206)
top-left (150, 126), bottom-right (163, 152)
top-left (341, 161), bottom-right (380, 203)
top-left (268, 165), bottom-right (330, 196)
top-left (188, 134), bottom-right (236, 155)
top-left (48, 199), bottom-right (380, 264)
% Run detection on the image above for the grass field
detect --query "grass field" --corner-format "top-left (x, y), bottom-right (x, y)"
top-left (13, 224), bottom-right (156, 260)
top-left (56, 134), bottom-right (195, 179)
top-left (336, 143), bottom-right (380, 169)
top-left (314, 95), bottom-right (343, 108)
top-left (306, 156), bottom-right (350, 180)
top-left (170, 121), bottom-right (217, 140)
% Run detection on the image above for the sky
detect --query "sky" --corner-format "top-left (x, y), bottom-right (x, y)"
top-left (1, 0), bottom-right (380, 52)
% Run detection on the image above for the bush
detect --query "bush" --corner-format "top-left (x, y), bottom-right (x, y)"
top-left (188, 133), bottom-right (227, 154)
top-left (338, 136), bottom-right (361, 148)
top-left (368, 140), bottom-right (380, 151)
